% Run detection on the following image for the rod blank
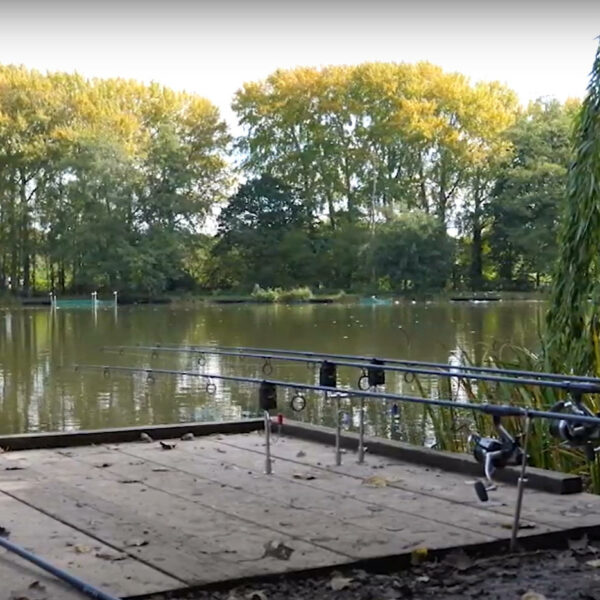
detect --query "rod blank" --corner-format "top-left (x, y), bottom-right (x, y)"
top-left (0, 535), bottom-right (119, 600)
top-left (103, 344), bottom-right (600, 393)
top-left (72, 363), bottom-right (600, 428)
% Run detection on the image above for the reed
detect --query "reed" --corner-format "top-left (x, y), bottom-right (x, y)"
top-left (417, 344), bottom-right (600, 493)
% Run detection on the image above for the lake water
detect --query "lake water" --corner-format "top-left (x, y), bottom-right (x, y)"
top-left (0, 301), bottom-right (546, 439)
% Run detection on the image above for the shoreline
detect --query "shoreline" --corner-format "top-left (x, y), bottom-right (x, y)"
top-left (0, 290), bottom-right (549, 310)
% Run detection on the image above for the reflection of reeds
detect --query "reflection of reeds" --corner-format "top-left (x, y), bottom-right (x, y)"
top-left (419, 346), bottom-right (600, 494)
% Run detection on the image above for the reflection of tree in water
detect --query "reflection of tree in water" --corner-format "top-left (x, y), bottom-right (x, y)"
top-left (0, 302), bottom-right (547, 436)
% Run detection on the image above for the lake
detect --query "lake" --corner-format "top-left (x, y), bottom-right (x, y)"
top-left (0, 301), bottom-right (547, 439)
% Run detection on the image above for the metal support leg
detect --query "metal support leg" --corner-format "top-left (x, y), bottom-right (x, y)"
top-left (510, 416), bottom-right (531, 552)
top-left (264, 410), bottom-right (272, 474)
top-left (335, 394), bottom-right (342, 466)
top-left (358, 397), bottom-right (365, 463)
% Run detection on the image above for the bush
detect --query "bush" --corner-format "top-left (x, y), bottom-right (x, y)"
top-left (279, 286), bottom-right (313, 303)
top-left (251, 285), bottom-right (281, 303)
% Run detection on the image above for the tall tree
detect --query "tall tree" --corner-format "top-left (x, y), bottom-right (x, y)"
top-left (545, 41), bottom-right (600, 374)
top-left (488, 99), bottom-right (577, 289)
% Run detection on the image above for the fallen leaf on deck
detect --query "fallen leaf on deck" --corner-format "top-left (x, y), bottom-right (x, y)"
top-left (521, 592), bottom-right (547, 600)
top-left (152, 468), bottom-right (170, 472)
top-left (263, 540), bottom-right (294, 561)
top-left (9, 581), bottom-right (47, 600)
top-left (362, 475), bottom-right (388, 487)
top-left (74, 544), bottom-right (92, 554)
top-left (292, 472), bottom-right (316, 480)
top-left (94, 463), bottom-right (112, 469)
top-left (330, 576), bottom-right (353, 591)
top-left (0, 526), bottom-right (10, 538)
top-left (215, 448), bottom-right (227, 453)
top-left (181, 433), bottom-right (195, 441)
top-left (501, 522), bottom-right (535, 530)
top-left (159, 441), bottom-right (176, 450)
top-left (118, 479), bottom-right (143, 484)
top-left (586, 558), bottom-right (600, 568)
top-left (4, 466), bottom-right (24, 471)
top-left (125, 539), bottom-right (149, 547)
top-left (28, 582), bottom-right (45, 591)
top-left (296, 451), bottom-right (306, 458)
top-left (140, 433), bottom-right (153, 443)
top-left (96, 551), bottom-right (127, 561)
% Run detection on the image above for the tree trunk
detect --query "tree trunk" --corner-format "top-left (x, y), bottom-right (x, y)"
top-left (20, 176), bottom-right (31, 296)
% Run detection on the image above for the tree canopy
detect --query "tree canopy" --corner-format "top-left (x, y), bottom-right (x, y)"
top-left (0, 61), bottom-right (581, 297)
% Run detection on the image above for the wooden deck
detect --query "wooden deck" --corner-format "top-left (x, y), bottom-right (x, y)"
top-left (2, 429), bottom-right (600, 599)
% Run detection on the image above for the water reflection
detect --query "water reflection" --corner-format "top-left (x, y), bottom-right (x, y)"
top-left (0, 302), bottom-right (546, 439)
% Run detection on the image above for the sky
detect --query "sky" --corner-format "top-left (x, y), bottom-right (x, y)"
top-left (0, 0), bottom-right (599, 127)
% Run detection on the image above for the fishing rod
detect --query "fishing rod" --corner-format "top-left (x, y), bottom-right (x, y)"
top-left (102, 345), bottom-right (600, 395)
top-left (72, 362), bottom-right (600, 528)
top-left (0, 534), bottom-right (119, 600)
top-left (72, 363), bottom-right (600, 428)
top-left (104, 343), bottom-right (600, 385)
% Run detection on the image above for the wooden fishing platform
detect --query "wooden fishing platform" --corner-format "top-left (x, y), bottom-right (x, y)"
top-left (2, 420), bottom-right (600, 599)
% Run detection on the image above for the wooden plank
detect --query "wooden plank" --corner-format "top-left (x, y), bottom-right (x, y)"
top-left (0, 554), bottom-right (83, 600)
top-left (0, 491), bottom-right (180, 597)
top-left (0, 419), bottom-right (263, 451)
top-left (279, 420), bottom-right (582, 493)
top-left (202, 432), bottom-right (600, 532)
top-left (108, 440), bottom-right (540, 541)
top-left (0, 452), bottom-right (353, 581)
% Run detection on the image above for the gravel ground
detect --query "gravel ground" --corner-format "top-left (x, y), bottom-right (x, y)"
top-left (152, 538), bottom-right (600, 600)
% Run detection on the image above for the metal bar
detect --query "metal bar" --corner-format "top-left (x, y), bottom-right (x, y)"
top-left (0, 536), bottom-right (119, 600)
top-left (102, 345), bottom-right (600, 393)
top-left (264, 410), bottom-right (272, 475)
top-left (104, 344), bottom-right (600, 385)
top-left (358, 397), bottom-right (365, 463)
top-left (510, 416), bottom-right (532, 552)
top-left (71, 364), bottom-right (600, 428)
top-left (334, 393), bottom-right (342, 466)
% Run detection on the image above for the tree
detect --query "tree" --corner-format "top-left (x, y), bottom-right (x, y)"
top-left (545, 41), bottom-right (600, 374)
top-left (0, 66), bottom-right (231, 295)
top-left (488, 99), bottom-right (577, 288)
top-left (212, 175), bottom-right (314, 288)
top-left (369, 212), bottom-right (454, 292)
top-left (233, 62), bottom-right (517, 231)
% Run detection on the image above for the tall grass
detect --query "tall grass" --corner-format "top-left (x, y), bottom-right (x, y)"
top-left (415, 345), bottom-right (600, 493)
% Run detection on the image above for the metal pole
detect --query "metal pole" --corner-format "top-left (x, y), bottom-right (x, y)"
top-left (264, 410), bottom-right (272, 475)
top-left (0, 536), bottom-right (119, 600)
top-left (335, 393), bottom-right (342, 466)
top-left (510, 415), bottom-right (532, 552)
top-left (358, 397), bottom-right (365, 463)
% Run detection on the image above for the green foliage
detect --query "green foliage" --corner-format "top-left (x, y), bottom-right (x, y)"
top-left (279, 286), bottom-right (313, 302)
top-left (487, 99), bottom-right (577, 288)
top-left (369, 212), bottom-right (454, 291)
top-left (0, 66), bottom-right (230, 296)
top-left (545, 41), bottom-right (600, 375)
top-left (249, 284), bottom-right (313, 303)
top-left (250, 285), bottom-right (281, 303)
top-left (0, 59), bottom-right (585, 296)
